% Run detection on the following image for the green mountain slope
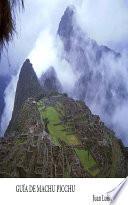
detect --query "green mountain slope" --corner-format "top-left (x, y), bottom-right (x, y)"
top-left (0, 93), bottom-right (127, 178)
top-left (0, 59), bottom-right (128, 178)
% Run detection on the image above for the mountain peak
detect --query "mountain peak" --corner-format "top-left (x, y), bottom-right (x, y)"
top-left (58, 6), bottom-right (76, 51)
top-left (5, 59), bottom-right (44, 136)
top-left (21, 58), bottom-right (32, 71)
top-left (64, 6), bottom-right (75, 16)
top-left (40, 66), bottom-right (62, 94)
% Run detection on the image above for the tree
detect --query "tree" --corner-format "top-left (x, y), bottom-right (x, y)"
top-left (0, 0), bottom-right (24, 49)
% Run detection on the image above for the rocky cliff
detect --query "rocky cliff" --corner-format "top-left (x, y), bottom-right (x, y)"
top-left (5, 59), bottom-right (44, 136)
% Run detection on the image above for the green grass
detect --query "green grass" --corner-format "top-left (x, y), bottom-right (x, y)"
top-left (37, 100), bottom-right (100, 177)
top-left (75, 148), bottom-right (100, 176)
top-left (43, 107), bottom-right (79, 145)
top-left (37, 101), bottom-right (80, 145)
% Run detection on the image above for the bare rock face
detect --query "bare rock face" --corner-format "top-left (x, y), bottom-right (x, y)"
top-left (5, 59), bottom-right (44, 137)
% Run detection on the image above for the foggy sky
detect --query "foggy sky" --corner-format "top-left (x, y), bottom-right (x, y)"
top-left (1, 0), bottom-right (128, 76)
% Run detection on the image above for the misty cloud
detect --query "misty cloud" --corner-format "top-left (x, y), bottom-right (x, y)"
top-left (1, 74), bottom-right (19, 135)
top-left (76, 0), bottom-right (128, 50)
top-left (29, 29), bottom-right (57, 77)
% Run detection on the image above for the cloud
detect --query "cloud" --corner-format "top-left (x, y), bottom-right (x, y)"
top-left (28, 0), bottom-right (128, 79)
top-left (29, 30), bottom-right (57, 77)
top-left (28, 0), bottom-right (78, 76)
top-left (112, 104), bottom-right (128, 145)
top-left (76, 0), bottom-right (128, 50)
top-left (1, 0), bottom-right (128, 75)
top-left (0, 74), bottom-right (19, 135)
top-left (29, 30), bottom-right (78, 93)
